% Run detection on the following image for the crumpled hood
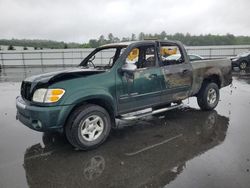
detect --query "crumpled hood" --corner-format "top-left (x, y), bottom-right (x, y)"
top-left (21, 67), bottom-right (106, 100)
top-left (24, 67), bottom-right (106, 85)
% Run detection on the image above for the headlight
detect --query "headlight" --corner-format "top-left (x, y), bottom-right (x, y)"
top-left (32, 88), bottom-right (65, 103)
top-left (32, 89), bottom-right (47, 103)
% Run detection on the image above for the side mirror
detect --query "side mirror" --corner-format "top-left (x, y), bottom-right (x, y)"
top-left (121, 63), bottom-right (137, 73)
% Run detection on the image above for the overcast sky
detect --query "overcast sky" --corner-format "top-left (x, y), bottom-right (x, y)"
top-left (0, 0), bottom-right (250, 43)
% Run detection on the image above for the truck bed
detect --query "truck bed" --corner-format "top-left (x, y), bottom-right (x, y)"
top-left (190, 58), bottom-right (232, 96)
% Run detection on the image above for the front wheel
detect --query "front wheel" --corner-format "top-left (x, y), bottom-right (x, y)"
top-left (239, 61), bottom-right (248, 70)
top-left (65, 104), bottom-right (111, 150)
top-left (197, 82), bottom-right (219, 111)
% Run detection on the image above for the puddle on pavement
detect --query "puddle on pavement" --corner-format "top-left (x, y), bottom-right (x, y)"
top-left (0, 68), bottom-right (250, 188)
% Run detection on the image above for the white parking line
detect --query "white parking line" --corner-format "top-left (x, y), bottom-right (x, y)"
top-left (125, 134), bottom-right (183, 156)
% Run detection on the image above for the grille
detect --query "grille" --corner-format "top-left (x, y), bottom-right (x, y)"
top-left (21, 81), bottom-right (32, 101)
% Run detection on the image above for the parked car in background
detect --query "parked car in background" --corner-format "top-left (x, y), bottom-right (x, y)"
top-left (188, 54), bottom-right (204, 61)
top-left (231, 51), bottom-right (250, 70)
top-left (163, 54), bottom-right (204, 61)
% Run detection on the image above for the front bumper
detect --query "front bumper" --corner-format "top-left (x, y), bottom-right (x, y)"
top-left (16, 96), bottom-right (73, 132)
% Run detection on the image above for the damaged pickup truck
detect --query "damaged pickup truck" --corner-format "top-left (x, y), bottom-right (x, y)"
top-left (16, 40), bottom-right (232, 150)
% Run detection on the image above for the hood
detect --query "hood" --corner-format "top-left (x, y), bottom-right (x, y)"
top-left (236, 52), bottom-right (250, 58)
top-left (24, 67), bottom-right (106, 85)
top-left (21, 67), bottom-right (106, 100)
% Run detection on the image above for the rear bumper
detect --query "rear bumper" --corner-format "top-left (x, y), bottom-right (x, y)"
top-left (16, 96), bottom-right (73, 132)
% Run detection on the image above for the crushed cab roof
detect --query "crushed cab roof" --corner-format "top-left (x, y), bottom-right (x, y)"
top-left (99, 40), bottom-right (180, 48)
top-left (100, 41), bottom-right (134, 48)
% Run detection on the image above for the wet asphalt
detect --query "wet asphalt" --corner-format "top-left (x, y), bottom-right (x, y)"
top-left (0, 68), bottom-right (250, 188)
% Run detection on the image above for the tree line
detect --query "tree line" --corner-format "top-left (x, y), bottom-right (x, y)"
top-left (0, 39), bottom-right (81, 50)
top-left (1, 32), bottom-right (250, 50)
top-left (87, 32), bottom-right (250, 47)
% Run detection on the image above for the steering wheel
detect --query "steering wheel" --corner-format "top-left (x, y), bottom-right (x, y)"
top-left (87, 55), bottom-right (96, 68)
top-left (108, 56), bottom-right (115, 67)
top-left (88, 60), bottom-right (96, 68)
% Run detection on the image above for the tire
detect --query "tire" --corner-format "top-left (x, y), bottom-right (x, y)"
top-left (197, 82), bottom-right (219, 111)
top-left (65, 104), bottom-right (112, 150)
top-left (239, 61), bottom-right (248, 70)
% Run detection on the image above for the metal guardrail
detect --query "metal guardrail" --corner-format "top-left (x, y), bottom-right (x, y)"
top-left (0, 49), bottom-right (92, 68)
top-left (0, 46), bottom-right (250, 68)
top-left (186, 46), bottom-right (250, 58)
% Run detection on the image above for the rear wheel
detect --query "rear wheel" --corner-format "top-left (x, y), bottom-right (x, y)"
top-left (65, 104), bottom-right (111, 150)
top-left (239, 61), bottom-right (248, 70)
top-left (197, 82), bottom-right (219, 111)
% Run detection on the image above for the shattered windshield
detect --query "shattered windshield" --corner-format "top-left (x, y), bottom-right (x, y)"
top-left (80, 47), bottom-right (127, 69)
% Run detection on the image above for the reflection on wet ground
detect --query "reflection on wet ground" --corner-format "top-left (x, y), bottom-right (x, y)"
top-left (23, 109), bottom-right (228, 188)
top-left (0, 68), bottom-right (250, 188)
top-left (232, 69), bottom-right (250, 85)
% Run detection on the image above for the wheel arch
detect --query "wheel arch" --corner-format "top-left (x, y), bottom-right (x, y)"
top-left (195, 73), bottom-right (222, 96)
top-left (203, 74), bottom-right (221, 88)
top-left (63, 95), bottom-right (117, 130)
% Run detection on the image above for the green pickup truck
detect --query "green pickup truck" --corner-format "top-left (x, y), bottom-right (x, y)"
top-left (16, 40), bottom-right (232, 150)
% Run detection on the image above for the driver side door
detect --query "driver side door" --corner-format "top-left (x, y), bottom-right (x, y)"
top-left (117, 44), bottom-right (163, 114)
